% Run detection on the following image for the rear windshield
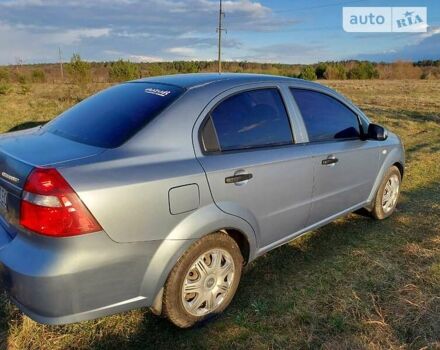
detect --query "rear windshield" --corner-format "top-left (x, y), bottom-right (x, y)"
top-left (44, 82), bottom-right (185, 148)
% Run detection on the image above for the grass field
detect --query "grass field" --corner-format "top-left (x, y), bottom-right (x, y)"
top-left (0, 80), bottom-right (439, 349)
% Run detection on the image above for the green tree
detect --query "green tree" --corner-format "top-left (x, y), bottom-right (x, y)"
top-left (67, 54), bottom-right (91, 84)
top-left (323, 64), bottom-right (347, 80)
top-left (315, 63), bottom-right (327, 79)
top-left (109, 60), bottom-right (140, 82)
top-left (348, 61), bottom-right (379, 79)
top-left (173, 61), bottom-right (199, 74)
top-left (145, 64), bottom-right (164, 77)
top-left (298, 66), bottom-right (317, 80)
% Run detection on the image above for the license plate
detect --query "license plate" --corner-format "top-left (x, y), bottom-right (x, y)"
top-left (0, 186), bottom-right (7, 212)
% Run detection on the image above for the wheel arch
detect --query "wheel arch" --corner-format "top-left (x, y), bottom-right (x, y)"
top-left (367, 147), bottom-right (404, 204)
top-left (140, 203), bottom-right (257, 312)
top-left (219, 228), bottom-right (251, 264)
top-left (393, 161), bottom-right (404, 178)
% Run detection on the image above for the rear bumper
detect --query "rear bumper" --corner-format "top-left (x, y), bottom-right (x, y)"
top-left (0, 226), bottom-right (176, 325)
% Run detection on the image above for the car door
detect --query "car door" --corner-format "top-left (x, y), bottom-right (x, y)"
top-left (290, 88), bottom-right (381, 225)
top-left (194, 86), bottom-right (314, 249)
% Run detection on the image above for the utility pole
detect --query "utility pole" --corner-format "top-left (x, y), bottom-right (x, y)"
top-left (15, 57), bottom-right (23, 74)
top-left (216, 0), bottom-right (226, 73)
top-left (58, 47), bottom-right (64, 82)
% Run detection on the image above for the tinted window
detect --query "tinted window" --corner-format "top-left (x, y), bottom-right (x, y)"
top-left (291, 89), bottom-right (360, 142)
top-left (44, 83), bottom-right (185, 148)
top-left (209, 89), bottom-right (293, 151)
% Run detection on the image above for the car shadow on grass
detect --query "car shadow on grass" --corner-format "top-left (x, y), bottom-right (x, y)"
top-left (361, 107), bottom-right (440, 124)
top-left (0, 290), bottom-right (19, 350)
top-left (79, 180), bottom-right (440, 350)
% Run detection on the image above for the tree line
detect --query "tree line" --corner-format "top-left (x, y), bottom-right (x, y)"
top-left (0, 54), bottom-right (439, 88)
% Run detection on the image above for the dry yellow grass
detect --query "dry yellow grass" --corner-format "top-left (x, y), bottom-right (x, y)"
top-left (0, 80), bottom-right (439, 349)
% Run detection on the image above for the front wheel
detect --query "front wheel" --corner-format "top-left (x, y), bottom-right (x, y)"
top-left (163, 232), bottom-right (243, 328)
top-left (371, 165), bottom-right (401, 220)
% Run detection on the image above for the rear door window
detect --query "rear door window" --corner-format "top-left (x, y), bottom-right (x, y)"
top-left (204, 88), bottom-right (293, 152)
top-left (290, 88), bottom-right (361, 142)
top-left (44, 83), bottom-right (185, 148)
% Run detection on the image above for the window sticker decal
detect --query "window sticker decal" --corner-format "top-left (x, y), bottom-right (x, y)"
top-left (145, 88), bottom-right (171, 97)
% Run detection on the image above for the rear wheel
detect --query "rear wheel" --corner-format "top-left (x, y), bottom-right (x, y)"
top-left (371, 166), bottom-right (401, 220)
top-left (163, 232), bottom-right (243, 328)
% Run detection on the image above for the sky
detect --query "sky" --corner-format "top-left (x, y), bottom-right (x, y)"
top-left (0, 0), bottom-right (439, 65)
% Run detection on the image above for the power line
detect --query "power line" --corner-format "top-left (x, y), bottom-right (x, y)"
top-left (218, 0), bottom-right (370, 20)
top-left (212, 1), bottom-right (440, 33)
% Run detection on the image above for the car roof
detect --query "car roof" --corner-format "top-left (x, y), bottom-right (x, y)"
top-left (132, 73), bottom-right (320, 90)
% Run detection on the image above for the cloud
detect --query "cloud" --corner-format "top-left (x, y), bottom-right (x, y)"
top-left (0, 0), bottom-right (437, 65)
top-left (102, 50), bottom-right (163, 62)
top-left (127, 55), bottom-right (164, 63)
top-left (45, 28), bottom-right (110, 45)
top-left (417, 25), bottom-right (440, 41)
top-left (167, 47), bottom-right (196, 56)
top-left (0, 0), bottom-right (285, 33)
top-left (354, 26), bottom-right (440, 62)
top-left (0, 0), bottom-right (294, 64)
top-left (224, 0), bottom-right (268, 15)
top-left (0, 22), bottom-right (110, 63)
top-left (237, 43), bottom-right (329, 64)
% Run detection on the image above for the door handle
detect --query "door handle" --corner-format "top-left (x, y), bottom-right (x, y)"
top-left (225, 173), bottom-right (253, 184)
top-left (321, 156), bottom-right (338, 166)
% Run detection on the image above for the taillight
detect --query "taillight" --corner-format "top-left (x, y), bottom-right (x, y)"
top-left (20, 168), bottom-right (102, 237)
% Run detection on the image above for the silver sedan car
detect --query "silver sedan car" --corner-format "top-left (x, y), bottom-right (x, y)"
top-left (0, 74), bottom-right (404, 328)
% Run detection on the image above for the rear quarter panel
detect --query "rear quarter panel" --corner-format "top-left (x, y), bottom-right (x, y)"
top-left (58, 87), bottom-right (257, 250)
top-left (59, 149), bottom-right (212, 243)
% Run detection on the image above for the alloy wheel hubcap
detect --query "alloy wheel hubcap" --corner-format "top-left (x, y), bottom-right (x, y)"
top-left (181, 249), bottom-right (235, 317)
top-left (382, 174), bottom-right (400, 213)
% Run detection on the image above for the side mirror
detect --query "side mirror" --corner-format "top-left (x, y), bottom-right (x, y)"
top-left (367, 123), bottom-right (388, 141)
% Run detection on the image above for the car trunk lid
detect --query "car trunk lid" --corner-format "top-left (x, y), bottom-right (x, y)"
top-left (0, 127), bottom-right (104, 238)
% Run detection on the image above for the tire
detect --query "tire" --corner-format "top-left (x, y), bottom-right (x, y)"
top-left (163, 232), bottom-right (243, 328)
top-left (371, 165), bottom-right (401, 220)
